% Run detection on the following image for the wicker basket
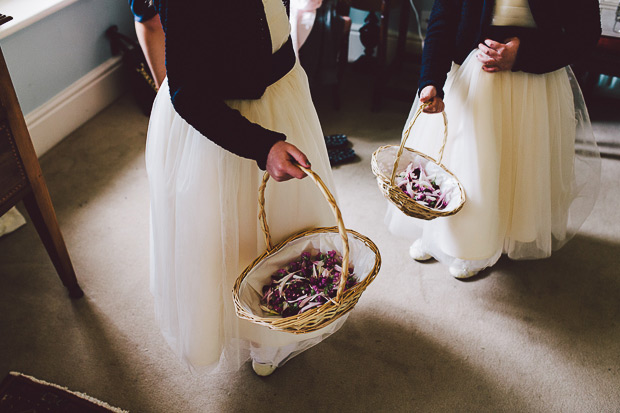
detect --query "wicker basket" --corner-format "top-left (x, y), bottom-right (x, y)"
top-left (371, 102), bottom-right (466, 220)
top-left (233, 165), bottom-right (381, 334)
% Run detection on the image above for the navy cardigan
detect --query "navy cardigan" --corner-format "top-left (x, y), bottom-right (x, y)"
top-left (419, 0), bottom-right (602, 98)
top-left (153, 0), bottom-right (293, 169)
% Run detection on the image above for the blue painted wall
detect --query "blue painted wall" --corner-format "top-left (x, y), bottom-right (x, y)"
top-left (0, 0), bottom-right (135, 116)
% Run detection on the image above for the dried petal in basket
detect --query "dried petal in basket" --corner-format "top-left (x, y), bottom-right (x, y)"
top-left (233, 165), bottom-right (381, 334)
top-left (371, 103), bottom-right (466, 220)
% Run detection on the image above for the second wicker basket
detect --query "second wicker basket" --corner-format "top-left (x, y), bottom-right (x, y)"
top-left (371, 102), bottom-right (466, 220)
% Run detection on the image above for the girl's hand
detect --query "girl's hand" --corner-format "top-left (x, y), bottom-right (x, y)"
top-left (477, 37), bottom-right (520, 72)
top-left (266, 141), bottom-right (310, 182)
top-left (420, 85), bottom-right (445, 113)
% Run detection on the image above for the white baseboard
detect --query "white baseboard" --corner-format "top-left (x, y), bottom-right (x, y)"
top-left (24, 56), bottom-right (126, 156)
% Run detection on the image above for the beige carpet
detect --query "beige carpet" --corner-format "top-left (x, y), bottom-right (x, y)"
top-left (0, 75), bottom-right (619, 412)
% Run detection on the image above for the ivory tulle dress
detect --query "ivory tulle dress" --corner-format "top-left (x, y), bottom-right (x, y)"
top-left (386, 0), bottom-right (601, 275)
top-left (145, 0), bottom-right (345, 373)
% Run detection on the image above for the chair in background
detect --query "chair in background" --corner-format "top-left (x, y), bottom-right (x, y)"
top-left (0, 27), bottom-right (83, 299)
top-left (573, 1), bottom-right (620, 100)
top-left (334, 7), bottom-right (352, 110)
top-left (338, 0), bottom-right (390, 111)
top-left (294, 0), bottom-right (356, 110)
top-left (574, 36), bottom-right (620, 100)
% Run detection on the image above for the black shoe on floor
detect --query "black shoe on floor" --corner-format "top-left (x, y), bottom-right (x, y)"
top-left (324, 134), bottom-right (349, 149)
top-left (328, 147), bottom-right (356, 166)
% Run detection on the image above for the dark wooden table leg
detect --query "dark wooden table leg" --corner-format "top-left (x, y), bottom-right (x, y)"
top-left (0, 44), bottom-right (83, 299)
top-left (392, 0), bottom-right (411, 73)
top-left (22, 188), bottom-right (83, 299)
top-left (371, 0), bottom-right (389, 111)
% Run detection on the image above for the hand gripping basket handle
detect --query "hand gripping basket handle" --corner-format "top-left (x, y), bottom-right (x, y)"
top-left (258, 165), bottom-right (351, 302)
top-left (389, 102), bottom-right (449, 185)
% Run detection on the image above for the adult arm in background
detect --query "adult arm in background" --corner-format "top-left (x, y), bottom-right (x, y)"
top-left (290, 0), bottom-right (323, 53)
top-left (155, 1), bottom-right (309, 181)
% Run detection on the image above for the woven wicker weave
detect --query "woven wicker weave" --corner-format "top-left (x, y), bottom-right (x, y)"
top-left (233, 165), bottom-right (381, 334)
top-left (371, 103), bottom-right (466, 220)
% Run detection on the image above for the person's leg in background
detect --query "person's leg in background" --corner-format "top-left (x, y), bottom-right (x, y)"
top-left (129, 0), bottom-right (166, 88)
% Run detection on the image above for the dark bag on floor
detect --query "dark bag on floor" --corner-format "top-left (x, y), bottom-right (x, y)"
top-left (106, 25), bottom-right (158, 116)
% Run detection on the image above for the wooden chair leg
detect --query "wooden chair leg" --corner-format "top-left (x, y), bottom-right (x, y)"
top-left (22, 189), bottom-right (83, 299)
top-left (332, 84), bottom-right (341, 110)
top-left (0, 38), bottom-right (82, 299)
top-left (333, 15), bottom-right (352, 111)
top-left (371, 0), bottom-right (389, 112)
top-left (371, 80), bottom-right (384, 112)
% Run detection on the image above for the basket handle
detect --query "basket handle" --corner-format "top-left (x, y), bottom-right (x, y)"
top-left (258, 165), bottom-right (351, 302)
top-left (389, 102), bottom-right (449, 186)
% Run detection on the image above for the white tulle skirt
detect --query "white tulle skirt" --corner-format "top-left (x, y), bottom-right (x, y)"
top-left (145, 62), bottom-right (347, 374)
top-left (386, 51), bottom-right (601, 273)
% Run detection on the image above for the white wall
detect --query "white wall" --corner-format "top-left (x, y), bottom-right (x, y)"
top-left (0, 0), bottom-right (135, 155)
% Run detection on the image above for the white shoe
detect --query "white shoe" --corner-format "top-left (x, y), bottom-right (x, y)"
top-left (252, 360), bottom-right (276, 376)
top-left (409, 239), bottom-right (432, 261)
top-left (448, 265), bottom-right (480, 279)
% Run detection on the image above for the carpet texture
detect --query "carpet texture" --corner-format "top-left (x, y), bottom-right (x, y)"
top-left (0, 73), bottom-right (618, 412)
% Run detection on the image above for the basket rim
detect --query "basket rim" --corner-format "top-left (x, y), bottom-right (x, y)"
top-left (371, 144), bottom-right (466, 215)
top-left (232, 226), bottom-right (381, 333)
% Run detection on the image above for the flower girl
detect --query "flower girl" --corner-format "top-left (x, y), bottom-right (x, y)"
top-left (387, 0), bottom-right (602, 278)
top-left (146, 0), bottom-right (343, 376)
